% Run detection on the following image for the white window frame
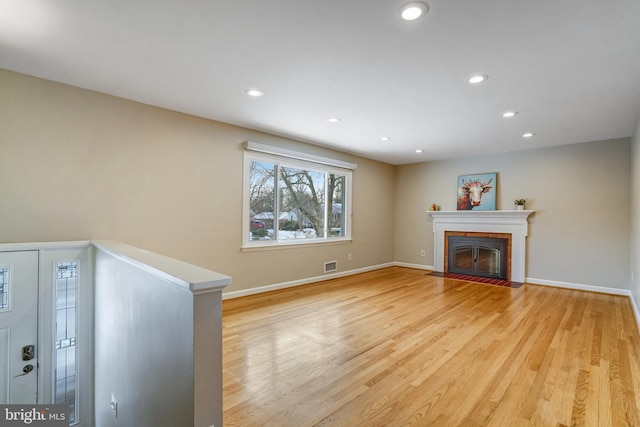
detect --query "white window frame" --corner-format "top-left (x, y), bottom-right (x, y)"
top-left (242, 142), bottom-right (355, 249)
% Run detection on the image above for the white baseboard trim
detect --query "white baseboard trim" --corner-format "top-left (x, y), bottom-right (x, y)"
top-left (222, 262), bottom-right (395, 300)
top-left (525, 277), bottom-right (632, 296)
top-left (394, 262), bottom-right (434, 271)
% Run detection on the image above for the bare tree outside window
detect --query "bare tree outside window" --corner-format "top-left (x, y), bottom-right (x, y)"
top-left (248, 159), bottom-right (347, 242)
top-left (328, 174), bottom-right (344, 236)
top-left (249, 161), bottom-right (276, 239)
top-left (279, 167), bottom-right (325, 237)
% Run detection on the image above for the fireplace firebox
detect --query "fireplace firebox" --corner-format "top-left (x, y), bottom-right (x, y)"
top-left (447, 235), bottom-right (508, 279)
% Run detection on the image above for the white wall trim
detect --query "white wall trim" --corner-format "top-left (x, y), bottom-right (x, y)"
top-left (394, 262), bottom-right (434, 271)
top-left (244, 141), bottom-right (357, 170)
top-left (0, 241), bottom-right (91, 252)
top-left (526, 276), bottom-right (631, 296)
top-left (222, 262), bottom-right (394, 300)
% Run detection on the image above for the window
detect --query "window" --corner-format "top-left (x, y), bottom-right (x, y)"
top-left (55, 262), bottom-right (78, 424)
top-left (243, 142), bottom-right (354, 247)
top-left (0, 267), bottom-right (8, 311)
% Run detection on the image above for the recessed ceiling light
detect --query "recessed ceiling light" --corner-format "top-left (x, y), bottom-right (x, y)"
top-left (415, 149), bottom-right (423, 153)
top-left (327, 117), bottom-right (341, 123)
top-left (522, 132), bottom-right (535, 138)
top-left (380, 136), bottom-right (391, 141)
top-left (466, 74), bottom-right (489, 85)
top-left (400, 2), bottom-right (429, 21)
top-left (245, 88), bottom-right (264, 97)
top-left (502, 111), bottom-right (518, 118)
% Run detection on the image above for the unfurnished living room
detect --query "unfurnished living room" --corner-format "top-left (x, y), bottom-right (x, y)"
top-left (1, 0), bottom-right (640, 426)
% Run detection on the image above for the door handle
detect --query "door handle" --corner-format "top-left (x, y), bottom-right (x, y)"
top-left (22, 345), bottom-right (35, 361)
top-left (13, 364), bottom-right (34, 379)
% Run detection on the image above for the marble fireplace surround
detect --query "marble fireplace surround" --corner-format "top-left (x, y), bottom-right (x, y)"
top-left (429, 210), bottom-right (534, 283)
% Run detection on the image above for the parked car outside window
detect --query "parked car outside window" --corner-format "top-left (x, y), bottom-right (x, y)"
top-left (250, 220), bottom-right (265, 230)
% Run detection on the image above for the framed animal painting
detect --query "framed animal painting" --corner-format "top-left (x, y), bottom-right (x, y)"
top-left (457, 173), bottom-right (496, 211)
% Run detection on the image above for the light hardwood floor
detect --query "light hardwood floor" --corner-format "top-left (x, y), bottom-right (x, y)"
top-left (222, 267), bottom-right (640, 426)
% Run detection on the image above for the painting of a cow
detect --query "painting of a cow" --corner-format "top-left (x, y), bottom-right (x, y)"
top-left (457, 173), bottom-right (496, 211)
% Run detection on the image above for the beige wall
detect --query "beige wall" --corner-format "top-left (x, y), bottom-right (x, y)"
top-left (2, 68), bottom-right (634, 294)
top-left (395, 138), bottom-right (631, 289)
top-left (0, 69), bottom-right (395, 293)
top-left (631, 115), bottom-right (640, 306)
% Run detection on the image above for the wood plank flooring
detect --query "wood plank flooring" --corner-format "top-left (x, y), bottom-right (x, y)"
top-left (222, 267), bottom-right (640, 426)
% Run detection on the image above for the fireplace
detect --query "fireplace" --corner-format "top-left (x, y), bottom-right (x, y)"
top-left (446, 233), bottom-right (509, 280)
top-left (429, 210), bottom-right (533, 283)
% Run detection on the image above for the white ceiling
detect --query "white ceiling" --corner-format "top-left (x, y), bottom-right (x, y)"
top-left (2, 0), bottom-right (639, 165)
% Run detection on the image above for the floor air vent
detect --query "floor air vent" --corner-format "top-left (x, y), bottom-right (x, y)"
top-left (324, 260), bottom-right (338, 273)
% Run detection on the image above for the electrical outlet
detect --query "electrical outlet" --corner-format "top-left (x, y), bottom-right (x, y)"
top-left (348, 253), bottom-right (352, 261)
top-left (420, 250), bottom-right (426, 257)
top-left (110, 393), bottom-right (118, 418)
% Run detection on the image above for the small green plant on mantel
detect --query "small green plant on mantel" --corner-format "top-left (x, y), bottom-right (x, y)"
top-left (514, 199), bottom-right (526, 206)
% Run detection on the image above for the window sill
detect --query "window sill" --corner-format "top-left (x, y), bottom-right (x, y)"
top-left (241, 237), bottom-right (352, 252)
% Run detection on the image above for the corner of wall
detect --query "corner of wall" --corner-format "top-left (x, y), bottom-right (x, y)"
top-left (630, 113), bottom-right (640, 327)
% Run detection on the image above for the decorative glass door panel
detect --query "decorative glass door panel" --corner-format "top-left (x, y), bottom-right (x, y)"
top-left (477, 246), bottom-right (501, 276)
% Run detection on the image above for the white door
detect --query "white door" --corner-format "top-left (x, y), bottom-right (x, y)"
top-left (0, 250), bottom-right (39, 403)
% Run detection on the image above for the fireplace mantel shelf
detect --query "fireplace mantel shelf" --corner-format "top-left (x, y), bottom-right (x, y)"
top-left (428, 210), bottom-right (534, 221)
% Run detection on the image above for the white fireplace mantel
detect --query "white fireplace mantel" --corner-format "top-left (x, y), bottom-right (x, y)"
top-left (428, 210), bottom-right (534, 283)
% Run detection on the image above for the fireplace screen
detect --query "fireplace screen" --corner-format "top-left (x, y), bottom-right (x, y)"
top-left (447, 236), bottom-right (507, 279)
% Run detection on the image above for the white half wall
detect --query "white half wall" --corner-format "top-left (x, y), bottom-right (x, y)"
top-left (93, 241), bottom-right (229, 427)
